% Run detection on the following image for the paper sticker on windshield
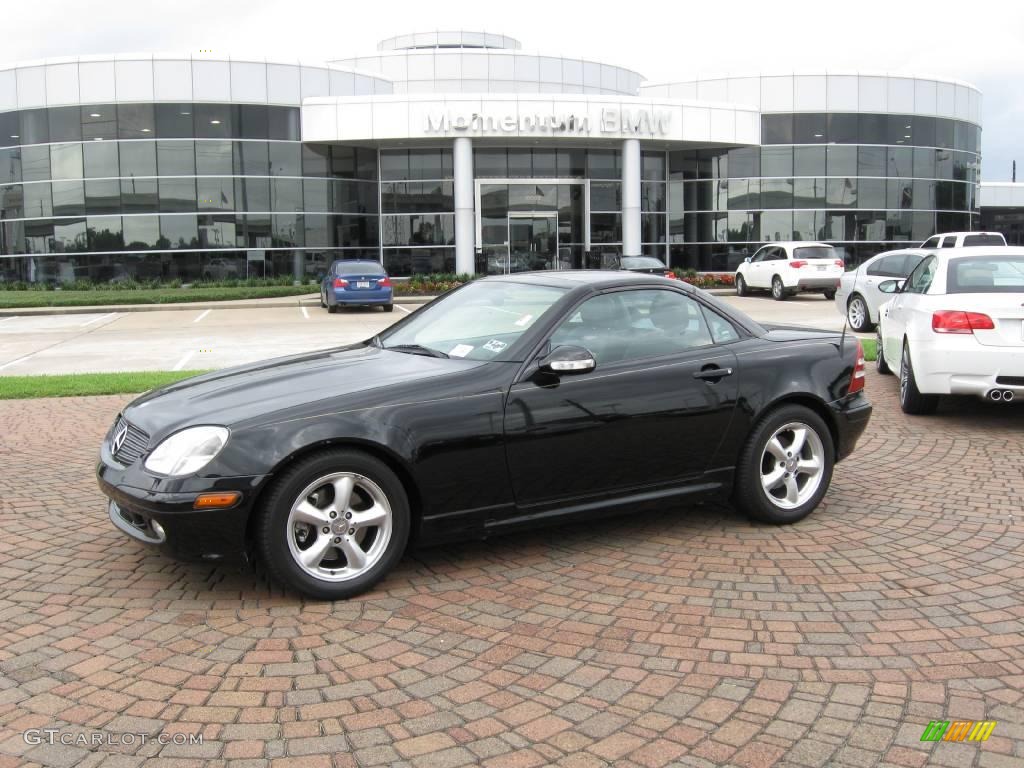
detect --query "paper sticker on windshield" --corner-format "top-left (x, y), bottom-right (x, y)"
top-left (449, 344), bottom-right (474, 358)
top-left (514, 314), bottom-right (534, 327)
top-left (483, 339), bottom-right (508, 353)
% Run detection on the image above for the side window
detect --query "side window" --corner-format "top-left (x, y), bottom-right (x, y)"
top-left (922, 236), bottom-right (940, 249)
top-left (868, 255), bottom-right (903, 277)
top-left (901, 254), bottom-right (924, 277)
top-left (701, 306), bottom-right (740, 343)
top-left (750, 247), bottom-right (769, 263)
top-left (905, 255), bottom-right (937, 294)
top-left (941, 237), bottom-right (957, 248)
top-left (866, 256), bottom-right (889, 276)
top-left (549, 290), bottom-right (713, 365)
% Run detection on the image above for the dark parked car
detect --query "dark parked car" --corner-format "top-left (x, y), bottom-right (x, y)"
top-left (98, 271), bottom-right (872, 599)
top-left (620, 255), bottom-right (678, 279)
top-left (320, 259), bottom-right (393, 312)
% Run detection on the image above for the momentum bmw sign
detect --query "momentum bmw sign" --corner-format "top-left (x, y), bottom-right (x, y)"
top-left (425, 107), bottom-right (672, 136)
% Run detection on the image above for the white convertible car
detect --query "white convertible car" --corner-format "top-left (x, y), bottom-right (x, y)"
top-left (876, 246), bottom-right (1024, 414)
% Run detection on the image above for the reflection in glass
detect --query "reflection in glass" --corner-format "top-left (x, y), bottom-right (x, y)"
top-left (269, 142), bottom-right (301, 176)
top-left (117, 104), bottom-right (156, 139)
top-left (195, 104), bottom-right (232, 139)
top-left (158, 178), bottom-right (197, 212)
top-left (23, 183), bottom-right (53, 218)
top-left (794, 146), bottom-right (826, 176)
top-left (123, 215), bottom-right (160, 249)
top-left (48, 107), bottom-right (80, 143)
top-left (121, 178), bottom-right (158, 212)
top-left (827, 178), bottom-right (858, 208)
top-left (235, 141), bottom-right (269, 175)
top-left (195, 141), bottom-right (233, 175)
top-left (155, 104), bottom-right (194, 138)
top-left (119, 141), bottom-right (157, 178)
top-left (87, 215), bottom-right (124, 251)
top-left (53, 218), bottom-right (87, 252)
top-left (272, 178), bottom-right (303, 212)
top-left (160, 214), bottom-right (199, 248)
top-left (52, 180), bottom-right (85, 217)
top-left (50, 144), bottom-right (83, 181)
top-left (197, 178), bottom-right (235, 211)
top-left (85, 180), bottom-right (121, 214)
top-left (157, 141), bottom-right (195, 176)
top-left (82, 106), bottom-right (118, 141)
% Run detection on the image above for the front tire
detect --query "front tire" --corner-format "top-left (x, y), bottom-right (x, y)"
top-left (899, 342), bottom-right (938, 415)
top-left (319, 290), bottom-right (327, 309)
top-left (735, 274), bottom-right (748, 297)
top-left (875, 325), bottom-right (892, 375)
top-left (258, 449), bottom-right (411, 600)
top-left (847, 294), bottom-right (873, 332)
top-left (771, 276), bottom-right (787, 301)
top-left (734, 405), bottom-right (834, 524)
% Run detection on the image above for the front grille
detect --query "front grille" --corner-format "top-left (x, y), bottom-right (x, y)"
top-left (110, 417), bottom-right (150, 466)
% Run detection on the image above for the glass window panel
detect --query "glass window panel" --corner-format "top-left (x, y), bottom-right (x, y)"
top-left (83, 140), bottom-right (119, 179)
top-left (507, 149), bottom-right (531, 178)
top-left (794, 146), bottom-right (826, 176)
top-left (825, 212), bottom-right (854, 241)
top-left (235, 212), bottom-right (271, 248)
top-left (356, 147), bottom-right (377, 180)
top-left (272, 178), bottom-right (303, 212)
top-left (887, 114), bottom-right (910, 146)
top-left (856, 211), bottom-right (887, 241)
top-left (827, 113), bottom-right (858, 143)
top-left (557, 149), bottom-right (585, 178)
top-left (935, 150), bottom-right (954, 180)
top-left (827, 178), bottom-right (858, 208)
top-left (887, 146), bottom-right (913, 178)
top-left (587, 150), bottom-right (620, 180)
top-left (197, 215), bottom-right (236, 248)
top-left (0, 113), bottom-right (17, 148)
top-left (197, 178), bottom-right (235, 212)
top-left (53, 218), bottom-right (87, 252)
top-left (19, 109), bottom-right (50, 145)
top-left (87, 215), bottom-right (123, 251)
top-left (911, 115), bottom-right (935, 148)
top-left (23, 220), bottom-right (52, 253)
top-left (20, 146), bottom-right (49, 183)
top-left (273, 213), bottom-right (303, 247)
top-left (761, 114), bottom-right (793, 144)
top-left (235, 177), bottom-right (269, 212)
top-left (641, 213), bottom-right (665, 243)
top-left (715, 180), bottom-right (728, 210)
top-left (532, 149), bottom-right (556, 177)
top-left (159, 177), bottom-right (196, 212)
top-left (913, 148), bottom-right (936, 179)
top-left (1, 183), bottom-right (23, 218)
top-left (85, 179), bottom-right (120, 214)
top-left (761, 178), bottom-right (793, 209)
top-left (826, 145), bottom-right (857, 176)
top-left (268, 107), bottom-right (300, 141)
top-left (760, 211), bottom-right (793, 241)
top-left (380, 150), bottom-right (409, 181)
top-left (761, 147), bottom-right (792, 177)
top-left (858, 178), bottom-right (886, 208)
top-left (47, 107), bottom-right (81, 143)
top-left (52, 180), bottom-right (84, 216)
top-left (641, 182), bottom-right (665, 212)
top-left (303, 178), bottom-right (329, 212)
top-left (409, 149), bottom-right (443, 180)
top-left (119, 141), bottom-right (156, 178)
top-left (858, 113), bottom-right (887, 145)
top-left (791, 178), bottom-right (824, 208)
top-left (194, 104), bottom-right (232, 139)
top-left (885, 211), bottom-right (914, 241)
top-left (269, 142), bottom-right (301, 176)
top-left (793, 210), bottom-right (824, 241)
top-left (728, 212), bottom-right (756, 242)
top-left (23, 182), bottom-right (53, 218)
top-left (330, 146), bottom-right (357, 179)
top-left (120, 177), bottom-right (158, 212)
top-left (591, 213), bottom-right (621, 243)
top-left (123, 215), bottom-right (160, 249)
top-left (235, 141), bottom-right (269, 175)
top-left (238, 105), bottom-right (269, 140)
top-left (157, 141), bottom-right (195, 176)
top-left (155, 104), bottom-right (195, 139)
top-left (117, 103), bottom-right (155, 139)
top-left (82, 106), bottom-right (117, 141)
top-left (935, 180), bottom-right (953, 210)
top-left (726, 147), bottom-right (758, 178)
top-left (913, 180), bottom-right (936, 209)
top-left (335, 214), bottom-right (378, 247)
top-left (726, 179), bottom-right (755, 210)
top-left (858, 146), bottom-right (886, 177)
top-left (160, 214), bottom-right (198, 249)
top-left (642, 152), bottom-right (666, 181)
top-left (887, 179), bottom-right (913, 209)
top-left (475, 149), bottom-right (507, 178)
top-left (3, 220), bottom-right (26, 254)
top-left (302, 145), bottom-right (330, 177)
top-left (195, 141), bottom-right (233, 175)
top-left (50, 143), bottom-right (83, 181)
top-left (793, 113), bottom-right (827, 144)
top-left (935, 119), bottom-right (954, 149)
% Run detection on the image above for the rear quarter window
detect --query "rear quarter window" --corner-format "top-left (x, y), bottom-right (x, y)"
top-left (947, 256), bottom-right (1024, 293)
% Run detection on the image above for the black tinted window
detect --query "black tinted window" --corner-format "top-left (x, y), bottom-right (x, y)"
top-left (963, 234), bottom-right (1005, 247)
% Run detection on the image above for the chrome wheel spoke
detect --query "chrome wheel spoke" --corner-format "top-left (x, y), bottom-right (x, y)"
top-left (351, 502), bottom-right (387, 530)
top-left (293, 500), bottom-right (329, 527)
top-left (338, 536), bottom-right (367, 570)
top-left (761, 467), bottom-right (785, 491)
top-left (797, 457), bottom-right (821, 474)
top-left (789, 428), bottom-right (808, 456)
top-left (332, 476), bottom-right (355, 513)
top-left (783, 475), bottom-right (800, 505)
top-left (299, 533), bottom-right (332, 569)
top-left (765, 437), bottom-right (787, 461)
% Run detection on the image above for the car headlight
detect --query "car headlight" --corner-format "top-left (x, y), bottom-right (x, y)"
top-left (144, 426), bottom-right (229, 477)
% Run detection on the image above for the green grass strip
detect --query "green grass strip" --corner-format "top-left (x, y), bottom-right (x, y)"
top-left (0, 286), bottom-right (313, 308)
top-left (0, 370), bottom-right (211, 399)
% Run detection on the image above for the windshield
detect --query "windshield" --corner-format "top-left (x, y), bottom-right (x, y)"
top-left (962, 234), bottom-right (1006, 247)
top-left (793, 246), bottom-right (835, 261)
top-left (335, 261), bottom-right (386, 276)
top-left (379, 281), bottom-right (568, 360)
top-left (621, 256), bottom-right (666, 269)
top-left (947, 255), bottom-right (1024, 293)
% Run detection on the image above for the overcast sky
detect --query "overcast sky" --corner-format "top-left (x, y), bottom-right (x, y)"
top-left (4, 0), bottom-right (1021, 179)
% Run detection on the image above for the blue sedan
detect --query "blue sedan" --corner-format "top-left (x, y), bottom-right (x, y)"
top-left (320, 260), bottom-right (394, 313)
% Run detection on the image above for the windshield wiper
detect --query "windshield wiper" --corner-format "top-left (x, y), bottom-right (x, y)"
top-left (384, 344), bottom-right (449, 359)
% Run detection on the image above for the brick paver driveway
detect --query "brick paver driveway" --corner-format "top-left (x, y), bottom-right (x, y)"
top-left (1, 369), bottom-right (1022, 768)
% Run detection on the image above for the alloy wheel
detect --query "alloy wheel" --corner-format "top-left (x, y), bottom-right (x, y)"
top-left (772, 278), bottom-right (783, 299)
top-left (286, 472), bottom-right (393, 582)
top-left (759, 422), bottom-right (825, 509)
top-left (848, 297), bottom-right (866, 330)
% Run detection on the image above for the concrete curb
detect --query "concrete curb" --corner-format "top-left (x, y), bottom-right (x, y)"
top-left (0, 294), bottom-right (437, 317)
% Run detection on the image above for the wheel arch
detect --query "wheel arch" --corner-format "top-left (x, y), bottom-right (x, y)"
top-left (243, 438), bottom-right (424, 555)
top-left (754, 393), bottom-right (841, 462)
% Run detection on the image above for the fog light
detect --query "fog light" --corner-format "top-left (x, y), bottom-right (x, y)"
top-left (193, 492), bottom-right (241, 509)
top-left (150, 518), bottom-right (166, 539)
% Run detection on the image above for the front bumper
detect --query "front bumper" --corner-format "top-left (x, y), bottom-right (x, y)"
top-left (333, 287), bottom-right (393, 305)
top-left (97, 461), bottom-right (265, 562)
top-left (828, 393), bottom-right (873, 462)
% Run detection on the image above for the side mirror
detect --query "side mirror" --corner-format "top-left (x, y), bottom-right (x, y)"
top-left (744, 256), bottom-right (752, 263)
top-left (538, 345), bottom-right (596, 375)
top-left (878, 279), bottom-right (905, 294)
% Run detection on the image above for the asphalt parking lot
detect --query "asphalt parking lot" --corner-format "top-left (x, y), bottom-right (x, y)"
top-left (0, 369), bottom-right (1021, 767)
top-left (0, 293), bottom-right (856, 376)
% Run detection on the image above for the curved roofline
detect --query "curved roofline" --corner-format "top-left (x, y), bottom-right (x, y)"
top-left (643, 71), bottom-right (980, 93)
top-left (377, 31), bottom-right (522, 51)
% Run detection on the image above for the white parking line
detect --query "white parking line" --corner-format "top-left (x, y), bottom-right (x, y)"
top-left (0, 352), bottom-right (35, 371)
top-left (394, 305), bottom-right (411, 314)
top-left (193, 309), bottom-right (212, 324)
top-left (0, 316), bottom-right (17, 323)
top-left (172, 350), bottom-right (196, 371)
top-left (79, 312), bottom-right (117, 328)
top-left (301, 306), bottom-right (309, 319)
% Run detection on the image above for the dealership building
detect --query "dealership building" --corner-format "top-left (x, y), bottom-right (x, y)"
top-left (0, 30), bottom-right (1006, 283)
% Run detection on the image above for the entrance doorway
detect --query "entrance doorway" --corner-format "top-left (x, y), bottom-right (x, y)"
top-left (508, 213), bottom-right (558, 272)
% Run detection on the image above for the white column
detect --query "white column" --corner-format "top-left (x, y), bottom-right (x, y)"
top-left (453, 137), bottom-right (476, 275)
top-left (621, 138), bottom-right (642, 258)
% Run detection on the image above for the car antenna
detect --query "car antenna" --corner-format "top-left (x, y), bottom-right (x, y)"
top-left (839, 249), bottom-right (858, 354)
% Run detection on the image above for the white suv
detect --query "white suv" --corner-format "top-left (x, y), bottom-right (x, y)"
top-left (920, 232), bottom-right (1006, 249)
top-left (735, 242), bottom-right (844, 301)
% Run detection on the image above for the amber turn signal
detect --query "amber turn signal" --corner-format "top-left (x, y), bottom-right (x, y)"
top-left (193, 492), bottom-right (241, 509)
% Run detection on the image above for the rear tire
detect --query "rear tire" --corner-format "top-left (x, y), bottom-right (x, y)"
top-left (257, 449), bottom-right (410, 600)
top-left (847, 294), bottom-right (873, 332)
top-left (383, 303), bottom-right (395, 313)
top-left (327, 304), bottom-right (338, 314)
top-left (875, 325), bottom-right (892, 375)
top-left (771, 276), bottom-right (787, 301)
top-left (734, 405), bottom-right (834, 524)
top-left (899, 341), bottom-right (938, 415)
top-left (319, 291), bottom-right (327, 309)
top-left (823, 289), bottom-right (836, 301)
top-left (736, 274), bottom-right (748, 297)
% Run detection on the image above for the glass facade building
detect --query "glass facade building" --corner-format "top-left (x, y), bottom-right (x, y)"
top-left (0, 37), bottom-right (993, 283)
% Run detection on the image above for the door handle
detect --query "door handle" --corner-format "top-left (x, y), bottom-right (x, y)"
top-left (693, 366), bottom-right (733, 381)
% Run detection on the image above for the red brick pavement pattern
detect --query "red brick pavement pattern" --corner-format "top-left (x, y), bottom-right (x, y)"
top-left (0, 369), bottom-right (1022, 767)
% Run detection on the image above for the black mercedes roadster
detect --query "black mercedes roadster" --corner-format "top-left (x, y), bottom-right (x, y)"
top-left (98, 271), bottom-right (871, 599)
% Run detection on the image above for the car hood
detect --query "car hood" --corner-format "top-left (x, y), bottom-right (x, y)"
top-left (123, 343), bottom-right (483, 437)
